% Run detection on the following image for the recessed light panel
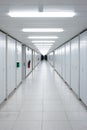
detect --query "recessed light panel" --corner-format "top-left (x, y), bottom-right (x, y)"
top-left (22, 28), bottom-right (64, 32)
top-left (28, 36), bottom-right (58, 39)
top-left (8, 11), bottom-right (76, 18)
top-left (32, 40), bottom-right (55, 43)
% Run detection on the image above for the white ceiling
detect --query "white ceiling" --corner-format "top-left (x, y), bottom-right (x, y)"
top-left (0, 0), bottom-right (87, 53)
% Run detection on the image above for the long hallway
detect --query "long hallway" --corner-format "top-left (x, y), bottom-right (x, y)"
top-left (0, 61), bottom-right (87, 130)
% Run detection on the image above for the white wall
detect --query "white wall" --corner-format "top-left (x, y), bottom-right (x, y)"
top-left (65, 42), bottom-right (71, 86)
top-left (0, 32), bottom-right (6, 103)
top-left (48, 30), bottom-right (87, 106)
top-left (54, 49), bottom-right (58, 71)
top-left (16, 42), bottom-right (22, 86)
top-left (59, 48), bottom-right (62, 76)
top-left (0, 29), bottom-right (41, 105)
top-left (71, 37), bottom-right (79, 96)
top-left (22, 45), bottom-right (26, 80)
top-left (33, 51), bottom-right (35, 69)
top-left (49, 37), bottom-right (79, 98)
top-left (35, 52), bottom-right (40, 67)
top-left (48, 52), bottom-right (54, 66)
top-left (61, 45), bottom-right (66, 79)
top-left (80, 31), bottom-right (87, 105)
top-left (7, 36), bottom-right (16, 96)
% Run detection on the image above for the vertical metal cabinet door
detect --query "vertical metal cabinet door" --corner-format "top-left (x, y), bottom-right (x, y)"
top-left (22, 45), bottom-right (26, 80)
top-left (16, 42), bottom-right (22, 86)
top-left (71, 37), bottom-right (79, 96)
top-left (54, 50), bottom-right (57, 71)
top-left (58, 48), bottom-right (61, 74)
top-left (59, 48), bottom-right (62, 75)
top-left (0, 32), bottom-right (6, 103)
top-left (51, 52), bottom-right (53, 66)
top-left (61, 46), bottom-right (66, 79)
top-left (7, 37), bottom-right (16, 96)
top-left (33, 51), bottom-right (35, 69)
top-left (80, 31), bottom-right (87, 105)
top-left (65, 42), bottom-right (70, 86)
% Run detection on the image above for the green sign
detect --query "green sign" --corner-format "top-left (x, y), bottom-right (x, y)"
top-left (16, 62), bottom-right (20, 68)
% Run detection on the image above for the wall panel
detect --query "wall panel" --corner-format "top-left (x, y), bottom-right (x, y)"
top-left (0, 32), bottom-right (6, 103)
top-left (65, 42), bottom-right (71, 86)
top-left (7, 36), bottom-right (16, 96)
top-left (61, 45), bottom-right (66, 79)
top-left (80, 31), bottom-right (87, 105)
top-left (71, 37), bottom-right (79, 96)
top-left (16, 42), bottom-right (22, 86)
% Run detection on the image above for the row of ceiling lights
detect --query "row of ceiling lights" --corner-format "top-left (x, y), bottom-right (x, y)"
top-left (7, 10), bottom-right (76, 55)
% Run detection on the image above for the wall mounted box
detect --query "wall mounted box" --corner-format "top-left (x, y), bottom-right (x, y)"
top-left (16, 62), bottom-right (20, 68)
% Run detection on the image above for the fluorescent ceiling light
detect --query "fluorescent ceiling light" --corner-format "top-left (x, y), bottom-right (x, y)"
top-left (36, 45), bottom-right (52, 48)
top-left (8, 11), bottom-right (76, 18)
top-left (22, 28), bottom-right (64, 32)
top-left (28, 36), bottom-right (58, 39)
top-left (32, 40), bottom-right (55, 43)
top-left (34, 43), bottom-right (53, 46)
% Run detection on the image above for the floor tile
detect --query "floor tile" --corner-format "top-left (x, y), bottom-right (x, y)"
top-left (43, 112), bottom-right (68, 121)
top-left (0, 121), bottom-right (15, 130)
top-left (70, 121), bottom-right (87, 130)
top-left (0, 112), bottom-right (19, 120)
top-left (12, 121), bottom-right (41, 130)
top-left (43, 121), bottom-right (72, 130)
top-left (17, 111), bottom-right (42, 121)
top-left (66, 111), bottom-right (87, 121)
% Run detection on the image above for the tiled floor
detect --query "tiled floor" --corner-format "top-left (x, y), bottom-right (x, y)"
top-left (0, 61), bottom-right (87, 130)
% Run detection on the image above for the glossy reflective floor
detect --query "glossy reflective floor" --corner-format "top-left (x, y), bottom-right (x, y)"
top-left (0, 61), bottom-right (87, 130)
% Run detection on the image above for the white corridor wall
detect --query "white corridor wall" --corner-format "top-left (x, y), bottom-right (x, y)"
top-left (16, 42), bottom-right (22, 86)
top-left (33, 51), bottom-right (35, 69)
top-left (48, 30), bottom-right (87, 106)
top-left (35, 52), bottom-right (40, 67)
top-left (65, 42), bottom-right (71, 86)
top-left (61, 45), bottom-right (66, 79)
top-left (7, 36), bottom-right (16, 96)
top-left (80, 31), bottom-right (87, 105)
top-left (71, 37), bottom-right (79, 96)
top-left (0, 32), bottom-right (6, 103)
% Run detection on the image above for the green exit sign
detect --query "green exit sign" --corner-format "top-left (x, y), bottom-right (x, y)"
top-left (16, 62), bottom-right (20, 68)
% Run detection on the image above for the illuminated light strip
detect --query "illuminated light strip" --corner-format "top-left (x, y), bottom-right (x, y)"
top-left (34, 43), bottom-right (53, 46)
top-left (22, 28), bottom-right (64, 32)
top-left (8, 11), bottom-right (76, 18)
top-left (32, 40), bottom-right (55, 43)
top-left (28, 36), bottom-right (58, 39)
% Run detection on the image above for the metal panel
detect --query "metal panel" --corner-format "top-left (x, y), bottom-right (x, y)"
top-left (35, 52), bottom-right (40, 66)
top-left (65, 42), bottom-right (70, 86)
top-left (16, 42), bottom-right (22, 86)
top-left (71, 37), bottom-right (79, 96)
top-left (33, 51), bottom-right (35, 69)
top-left (0, 32), bottom-right (6, 103)
top-left (57, 48), bottom-right (60, 74)
top-left (48, 52), bottom-right (53, 66)
top-left (7, 36), bottom-right (16, 96)
top-left (80, 31), bottom-right (87, 105)
top-left (59, 48), bottom-right (62, 75)
top-left (54, 49), bottom-right (57, 71)
top-left (61, 45), bottom-right (66, 79)
top-left (22, 45), bottom-right (26, 80)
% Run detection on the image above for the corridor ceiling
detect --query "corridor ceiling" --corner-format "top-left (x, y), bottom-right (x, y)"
top-left (0, 0), bottom-right (87, 54)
